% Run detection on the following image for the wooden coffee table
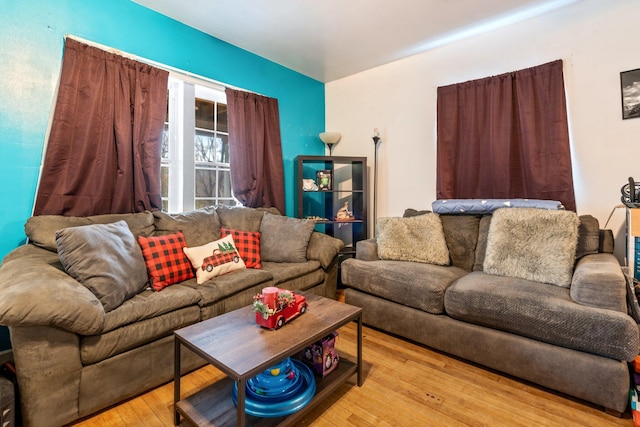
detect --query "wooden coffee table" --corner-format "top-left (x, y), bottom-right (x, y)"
top-left (173, 293), bottom-right (363, 426)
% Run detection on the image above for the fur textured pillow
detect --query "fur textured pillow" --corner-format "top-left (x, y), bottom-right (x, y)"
top-left (483, 208), bottom-right (580, 287)
top-left (376, 214), bottom-right (450, 265)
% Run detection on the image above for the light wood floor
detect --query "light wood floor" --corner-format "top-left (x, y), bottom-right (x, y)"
top-left (70, 321), bottom-right (636, 427)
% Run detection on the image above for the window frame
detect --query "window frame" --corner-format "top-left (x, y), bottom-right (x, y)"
top-left (162, 76), bottom-right (236, 213)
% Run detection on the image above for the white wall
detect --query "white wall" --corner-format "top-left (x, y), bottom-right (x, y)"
top-left (325, 0), bottom-right (640, 263)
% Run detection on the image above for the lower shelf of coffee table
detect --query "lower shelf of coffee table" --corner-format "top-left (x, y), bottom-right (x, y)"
top-left (176, 359), bottom-right (357, 427)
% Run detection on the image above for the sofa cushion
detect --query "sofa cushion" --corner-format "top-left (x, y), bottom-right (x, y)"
top-left (576, 215), bottom-right (600, 260)
top-left (483, 208), bottom-right (579, 287)
top-left (152, 207), bottom-right (221, 247)
top-left (403, 208), bottom-right (431, 217)
top-left (341, 258), bottom-right (467, 314)
top-left (137, 232), bottom-right (195, 291)
top-left (260, 214), bottom-right (315, 263)
top-left (376, 214), bottom-right (450, 266)
top-left (221, 227), bottom-right (262, 268)
top-left (26, 211), bottom-right (155, 252)
top-left (440, 215), bottom-right (481, 271)
top-left (473, 215), bottom-right (492, 271)
top-left (403, 210), bottom-right (480, 271)
top-left (56, 221), bottom-right (149, 312)
top-left (99, 283), bottom-right (202, 334)
top-left (183, 268), bottom-right (273, 307)
top-left (216, 206), bottom-right (279, 232)
top-left (444, 271), bottom-right (639, 361)
top-left (183, 235), bottom-right (246, 284)
top-left (81, 305), bottom-right (201, 365)
top-left (261, 260), bottom-right (322, 286)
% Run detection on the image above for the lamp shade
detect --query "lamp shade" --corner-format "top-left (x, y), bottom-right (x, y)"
top-left (319, 132), bottom-right (341, 155)
top-left (319, 132), bottom-right (341, 145)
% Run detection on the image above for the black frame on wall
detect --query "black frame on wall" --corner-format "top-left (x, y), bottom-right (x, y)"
top-left (621, 68), bottom-right (640, 119)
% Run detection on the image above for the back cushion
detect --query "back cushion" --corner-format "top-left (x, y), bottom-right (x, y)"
top-left (439, 215), bottom-right (481, 272)
top-left (26, 211), bottom-right (155, 252)
top-left (152, 206), bottom-right (221, 247)
top-left (473, 215), bottom-right (493, 271)
top-left (403, 210), bottom-right (482, 272)
top-left (575, 214), bottom-right (600, 260)
top-left (216, 206), bottom-right (280, 232)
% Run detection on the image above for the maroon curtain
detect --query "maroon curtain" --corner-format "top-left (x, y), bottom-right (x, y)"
top-left (436, 60), bottom-right (576, 211)
top-left (225, 88), bottom-right (285, 214)
top-left (33, 38), bottom-right (168, 216)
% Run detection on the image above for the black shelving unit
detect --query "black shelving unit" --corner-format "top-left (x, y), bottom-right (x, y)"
top-left (296, 156), bottom-right (368, 254)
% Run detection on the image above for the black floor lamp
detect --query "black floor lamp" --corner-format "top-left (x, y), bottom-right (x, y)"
top-left (372, 129), bottom-right (381, 237)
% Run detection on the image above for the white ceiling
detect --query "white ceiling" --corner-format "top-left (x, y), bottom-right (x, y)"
top-left (134, 0), bottom-right (580, 82)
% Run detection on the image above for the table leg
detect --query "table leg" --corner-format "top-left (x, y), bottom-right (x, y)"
top-left (237, 378), bottom-right (246, 426)
top-left (357, 315), bottom-right (363, 386)
top-left (174, 336), bottom-right (181, 426)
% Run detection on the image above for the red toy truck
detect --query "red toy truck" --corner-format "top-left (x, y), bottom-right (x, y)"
top-left (252, 287), bottom-right (307, 329)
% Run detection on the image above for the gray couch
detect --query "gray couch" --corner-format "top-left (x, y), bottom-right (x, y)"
top-left (341, 208), bottom-right (640, 415)
top-left (0, 205), bottom-right (343, 427)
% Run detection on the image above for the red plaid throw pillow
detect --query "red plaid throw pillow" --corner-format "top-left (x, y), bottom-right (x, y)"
top-left (137, 231), bottom-right (194, 291)
top-left (221, 227), bottom-right (262, 269)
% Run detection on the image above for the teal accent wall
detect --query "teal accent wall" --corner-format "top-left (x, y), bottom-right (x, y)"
top-left (0, 0), bottom-right (325, 262)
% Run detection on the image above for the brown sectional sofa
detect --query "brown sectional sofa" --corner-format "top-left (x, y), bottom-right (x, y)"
top-left (341, 208), bottom-right (640, 415)
top-left (0, 206), bottom-right (343, 427)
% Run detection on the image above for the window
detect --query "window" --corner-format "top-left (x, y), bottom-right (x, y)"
top-left (161, 77), bottom-right (238, 212)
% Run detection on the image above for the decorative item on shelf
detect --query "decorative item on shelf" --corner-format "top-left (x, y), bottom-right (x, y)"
top-left (302, 178), bottom-right (318, 192)
top-left (252, 287), bottom-right (307, 329)
top-left (319, 132), bottom-right (341, 155)
top-left (372, 128), bottom-right (382, 236)
top-left (335, 201), bottom-right (355, 221)
top-left (300, 331), bottom-right (339, 377)
top-left (316, 170), bottom-right (332, 191)
top-left (305, 215), bottom-right (328, 221)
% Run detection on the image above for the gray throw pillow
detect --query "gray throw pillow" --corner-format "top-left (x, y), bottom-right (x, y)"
top-left (56, 220), bottom-right (149, 312)
top-left (260, 214), bottom-right (315, 263)
top-left (483, 208), bottom-right (579, 287)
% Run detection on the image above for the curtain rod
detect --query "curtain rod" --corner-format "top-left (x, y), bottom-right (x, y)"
top-left (64, 34), bottom-right (257, 94)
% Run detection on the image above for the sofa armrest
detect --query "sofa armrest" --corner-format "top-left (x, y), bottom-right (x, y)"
top-left (355, 239), bottom-right (380, 261)
top-left (306, 232), bottom-right (344, 269)
top-left (0, 245), bottom-right (105, 335)
top-left (571, 253), bottom-right (626, 313)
